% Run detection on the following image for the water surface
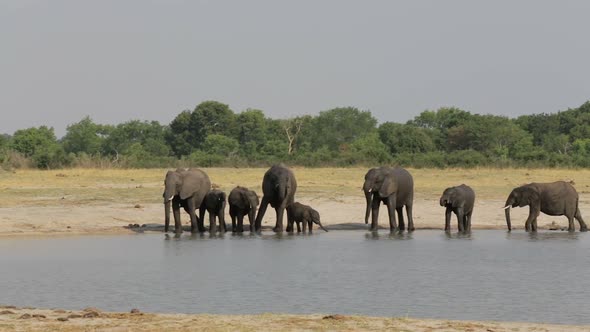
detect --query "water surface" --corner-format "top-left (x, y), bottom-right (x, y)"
top-left (0, 230), bottom-right (589, 324)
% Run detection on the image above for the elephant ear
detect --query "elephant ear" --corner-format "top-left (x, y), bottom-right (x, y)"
top-left (310, 209), bottom-right (321, 224)
top-left (521, 186), bottom-right (540, 207)
top-left (246, 191), bottom-right (259, 209)
top-left (180, 172), bottom-right (207, 200)
top-left (378, 175), bottom-right (396, 198)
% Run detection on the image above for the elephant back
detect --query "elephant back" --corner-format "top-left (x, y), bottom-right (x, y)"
top-left (180, 169), bottom-right (211, 200)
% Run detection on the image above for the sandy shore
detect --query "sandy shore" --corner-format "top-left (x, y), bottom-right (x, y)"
top-left (0, 306), bottom-right (587, 332)
top-left (0, 194), bottom-right (587, 236)
top-left (1, 167), bottom-right (589, 236)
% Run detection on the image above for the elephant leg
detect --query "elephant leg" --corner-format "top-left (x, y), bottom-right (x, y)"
top-left (464, 213), bottom-right (471, 232)
top-left (386, 195), bottom-right (397, 232)
top-left (286, 211), bottom-right (294, 233)
top-left (396, 207), bottom-right (405, 231)
top-left (299, 221), bottom-right (304, 233)
top-left (198, 205), bottom-right (207, 233)
top-left (370, 195), bottom-right (381, 231)
top-left (273, 206), bottom-right (285, 233)
top-left (525, 207), bottom-right (539, 232)
top-left (219, 211), bottom-right (227, 233)
top-left (236, 213), bottom-right (243, 233)
top-left (575, 208), bottom-right (587, 232)
top-left (406, 203), bottom-right (415, 232)
top-left (456, 208), bottom-right (464, 233)
top-left (567, 215), bottom-right (575, 232)
top-left (172, 200), bottom-right (182, 234)
top-left (209, 213), bottom-right (216, 233)
top-left (187, 199), bottom-right (198, 233)
top-left (231, 214), bottom-right (237, 232)
top-left (444, 207), bottom-right (452, 231)
top-left (254, 197), bottom-right (269, 232)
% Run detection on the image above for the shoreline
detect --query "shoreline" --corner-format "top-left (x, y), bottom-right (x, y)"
top-left (0, 306), bottom-right (587, 332)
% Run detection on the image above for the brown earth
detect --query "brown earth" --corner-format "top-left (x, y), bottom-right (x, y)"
top-left (0, 306), bottom-right (587, 332)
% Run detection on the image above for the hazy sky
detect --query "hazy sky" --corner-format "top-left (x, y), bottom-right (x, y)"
top-left (2, 1), bottom-right (590, 137)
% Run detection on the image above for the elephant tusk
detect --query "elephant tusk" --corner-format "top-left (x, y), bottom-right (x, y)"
top-left (502, 205), bottom-right (511, 210)
top-left (368, 188), bottom-right (372, 193)
top-left (167, 196), bottom-right (174, 202)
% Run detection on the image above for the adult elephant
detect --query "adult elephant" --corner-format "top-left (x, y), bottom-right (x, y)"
top-left (362, 167), bottom-right (380, 224)
top-left (254, 164), bottom-right (297, 233)
top-left (228, 186), bottom-right (259, 232)
top-left (504, 181), bottom-right (587, 232)
top-left (163, 168), bottom-right (211, 233)
top-left (363, 166), bottom-right (414, 232)
top-left (440, 184), bottom-right (475, 232)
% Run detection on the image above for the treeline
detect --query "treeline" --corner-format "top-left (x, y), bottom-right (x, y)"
top-left (1, 100), bottom-right (590, 169)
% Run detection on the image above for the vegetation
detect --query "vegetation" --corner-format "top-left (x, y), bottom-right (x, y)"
top-left (2, 100), bottom-right (590, 169)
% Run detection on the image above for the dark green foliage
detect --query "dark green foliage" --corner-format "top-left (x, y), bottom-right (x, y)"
top-left (9, 126), bottom-right (67, 168)
top-left (61, 116), bottom-right (107, 155)
top-left (5, 100), bottom-right (590, 169)
top-left (310, 107), bottom-right (378, 151)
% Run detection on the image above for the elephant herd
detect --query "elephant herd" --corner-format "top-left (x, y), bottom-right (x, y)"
top-left (163, 164), bottom-right (588, 234)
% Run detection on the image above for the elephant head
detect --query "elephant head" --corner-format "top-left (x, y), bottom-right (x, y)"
top-left (503, 185), bottom-right (540, 231)
top-left (440, 187), bottom-right (458, 207)
top-left (308, 209), bottom-right (328, 232)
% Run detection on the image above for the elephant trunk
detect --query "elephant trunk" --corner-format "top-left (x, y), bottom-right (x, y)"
top-left (317, 221), bottom-right (328, 232)
top-left (164, 200), bottom-right (171, 232)
top-left (364, 189), bottom-right (372, 224)
top-left (504, 197), bottom-right (513, 231)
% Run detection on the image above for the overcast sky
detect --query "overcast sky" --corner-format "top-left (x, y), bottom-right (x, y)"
top-left (1, 1), bottom-right (589, 137)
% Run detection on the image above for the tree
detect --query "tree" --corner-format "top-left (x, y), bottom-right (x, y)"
top-left (102, 120), bottom-right (169, 158)
top-left (10, 126), bottom-right (66, 168)
top-left (282, 117), bottom-right (305, 155)
top-left (10, 126), bottom-right (59, 157)
top-left (195, 100), bottom-right (237, 137)
top-left (310, 107), bottom-right (377, 151)
top-left (61, 116), bottom-right (107, 155)
top-left (378, 122), bottom-right (435, 155)
top-left (202, 134), bottom-right (239, 156)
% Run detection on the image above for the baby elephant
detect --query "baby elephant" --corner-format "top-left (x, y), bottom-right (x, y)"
top-left (439, 184), bottom-right (475, 232)
top-left (228, 186), bottom-right (259, 232)
top-left (286, 202), bottom-right (328, 233)
top-left (202, 189), bottom-right (227, 233)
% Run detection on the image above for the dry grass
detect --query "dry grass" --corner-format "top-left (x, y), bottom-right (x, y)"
top-left (0, 167), bottom-right (588, 208)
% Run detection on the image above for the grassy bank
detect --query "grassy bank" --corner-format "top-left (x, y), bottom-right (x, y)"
top-left (0, 167), bottom-right (588, 208)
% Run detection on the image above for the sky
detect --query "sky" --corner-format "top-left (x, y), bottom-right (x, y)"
top-left (1, 0), bottom-right (590, 138)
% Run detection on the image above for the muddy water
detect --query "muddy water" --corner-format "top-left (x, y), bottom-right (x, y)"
top-left (0, 230), bottom-right (589, 324)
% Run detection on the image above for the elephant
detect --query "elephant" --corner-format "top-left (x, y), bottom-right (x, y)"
top-left (504, 181), bottom-right (587, 232)
top-left (163, 168), bottom-right (211, 233)
top-left (202, 189), bottom-right (227, 233)
top-left (228, 186), bottom-right (259, 232)
top-left (362, 167), bottom-right (380, 224)
top-left (363, 166), bottom-right (414, 232)
top-left (439, 184), bottom-right (475, 232)
top-left (286, 202), bottom-right (328, 233)
top-left (254, 164), bottom-right (297, 233)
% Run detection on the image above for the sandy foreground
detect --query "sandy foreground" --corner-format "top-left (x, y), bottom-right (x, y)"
top-left (0, 306), bottom-right (587, 332)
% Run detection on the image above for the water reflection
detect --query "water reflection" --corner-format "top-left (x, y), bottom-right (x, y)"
top-left (505, 230), bottom-right (580, 242)
top-left (444, 231), bottom-right (473, 240)
top-left (364, 230), bottom-right (414, 240)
